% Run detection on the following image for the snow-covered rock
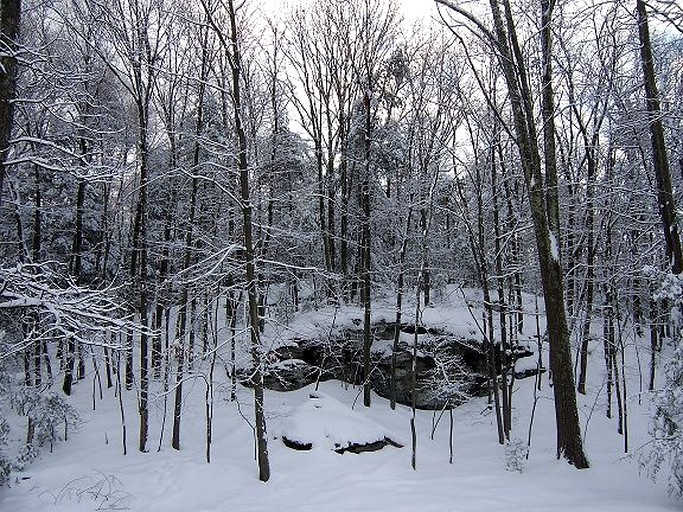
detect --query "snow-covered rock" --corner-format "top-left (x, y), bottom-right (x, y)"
top-left (279, 392), bottom-right (402, 454)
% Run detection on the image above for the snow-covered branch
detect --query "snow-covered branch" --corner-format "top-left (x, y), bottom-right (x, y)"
top-left (0, 263), bottom-right (148, 359)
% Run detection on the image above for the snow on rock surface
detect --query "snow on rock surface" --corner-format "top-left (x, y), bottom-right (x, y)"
top-left (278, 392), bottom-right (403, 453)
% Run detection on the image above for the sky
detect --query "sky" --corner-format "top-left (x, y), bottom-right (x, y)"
top-left (400, 0), bottom-right (438, 21)
top-left (261, 0), bottom-right (440, 23)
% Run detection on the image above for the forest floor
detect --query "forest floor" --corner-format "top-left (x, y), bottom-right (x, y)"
top-left (0, 287), bottom-right (680, 511)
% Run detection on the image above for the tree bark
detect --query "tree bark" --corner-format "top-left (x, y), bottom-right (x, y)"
top-left (636, 0), bottom-right (683, 273)
top-left (226, 0), bottom-right (270, 481)
top-left (362, 89), bottom-right (372, 408)
top-left (0, 0), bottom-right (21, 206)
top-left (437, 0), bottom-right (589, 468)
top-left (540, 0), bottom-right (560, 239)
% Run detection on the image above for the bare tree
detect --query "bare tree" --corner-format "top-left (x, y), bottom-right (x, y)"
top-left (76, 0), bottom-right (169, 452)
top-left (437, 0), bottom-right (589, 468)
top-left (197, 0), bottom-right (271, 481)
top-left (636, 0), bottom-right (682, 274)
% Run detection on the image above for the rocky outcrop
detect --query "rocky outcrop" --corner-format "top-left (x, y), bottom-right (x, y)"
top-left (250, 321), bottom-right (538, 409)
top-left (262, 359), bottom-right (318, 392)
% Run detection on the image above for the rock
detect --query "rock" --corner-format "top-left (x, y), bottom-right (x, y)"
top-left (274, 343), bottom-right (305, 361)
top-left (281, 436), bottom-right (312, 451)
top-left (369, 350), bottom-right (453, 409)
top-left (279, 392), bottom-right (403, 454)
top-left (511, 345), bottom-right (534, 360)
top-left (334, 436), bottom-right (403, 455)
top-left (400, 324), bottom-right (443, 336)
top-left (261, 321), bottom-right (537, 409)
top-left (257, 359), bottom-right (319, 392)
top-left (514, 366), bottom-right (546, 379)
top-left (373, 319), bottom-right (399, 340)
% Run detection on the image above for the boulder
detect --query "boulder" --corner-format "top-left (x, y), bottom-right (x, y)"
top-left (279, 392), bottom-right (403, 454)
top-left (274, 342), bottom-right (305, 361)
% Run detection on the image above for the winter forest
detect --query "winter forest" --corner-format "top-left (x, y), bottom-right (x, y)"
top-left (1, 0), bottom-right (683, 509)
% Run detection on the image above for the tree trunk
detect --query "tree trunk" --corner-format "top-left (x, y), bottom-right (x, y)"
top-left (636, 0), bottom-right (683, 273)
top-left (340, 118), bottom-right (350, 294)
top-left (226, 0), bottom-right (270, 481)
top-left (649, 295), bottom-right (659, 391)
top-left (481, 0), bottom-right (588, 468)
top-left (577, 144), bottom-right (597, 395)
top-left (171, 177), bottom-right (198, 452)
top-left (70, 178), bottom-right (86, 282)
top-left (540, 0), bottom-right (560, 239)
top-left (491, 142), bottom-right (511, 439)
top-left (62, 337), bottom-right (75, 395)
top-left (31, 165), bottom-right (41, 263)
top-left (362, 89), bottom-right (373, 408)
top-left (0, 0), bottom-right (21, 207)
top-left (503, 180), bottom-right (524, 334)
top-left (133, 101), bottom-right (151, 453)
top-left (391, 205), bottom-right (413, 409)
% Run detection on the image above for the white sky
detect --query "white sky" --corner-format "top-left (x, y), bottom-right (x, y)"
top-left (400, 0), bottom-right (438, 21)
top-left (261, 0), bottom-right (439, 24)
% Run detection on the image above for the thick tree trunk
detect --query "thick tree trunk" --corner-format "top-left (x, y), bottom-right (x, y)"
top-left (636, 0), bottom-right (683, 273)
top-left (0, 0), bottom-right (21, 206)
top-left (540, 0), bottom-right (560, 239)
top-left (133, 104), bottom-right (151, 453)
top-left (485, 0), bottom-right (588, 468)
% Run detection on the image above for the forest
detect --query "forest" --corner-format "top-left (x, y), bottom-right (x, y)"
top-left (1, 0), bottom-right (683, 509)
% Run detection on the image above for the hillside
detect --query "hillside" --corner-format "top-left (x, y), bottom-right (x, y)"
top-left (0, 288), bottom-right (678, 511)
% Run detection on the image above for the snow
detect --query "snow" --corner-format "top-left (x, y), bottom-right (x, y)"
top-left (277, 392), bottom-right (401, 451)
top-left (0, 377), bottom-right (678, 511)
top-left (0, 288), bottom-right (679, 512)
top-left (549, 230), bottom-right (560, 263)
top-left (276, 286), bottom-right (538, 350)
top-left (513, 352), bottom-right (541, 374)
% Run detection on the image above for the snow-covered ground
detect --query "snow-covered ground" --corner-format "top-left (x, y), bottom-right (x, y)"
top-left (0, 288), bottom-right (679, 511)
